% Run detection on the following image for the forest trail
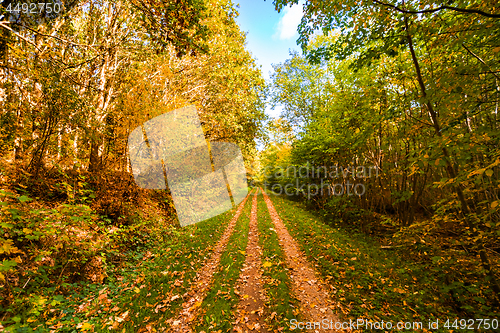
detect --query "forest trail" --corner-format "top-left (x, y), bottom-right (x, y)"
top-left (168, 193), bottom-right (251, 332)
top-left (167, 188), bottom-right (342, 332)
top-left (233, 188), bottom-right (269, 333)
top-left (261, 190), bottom-right (341, 332)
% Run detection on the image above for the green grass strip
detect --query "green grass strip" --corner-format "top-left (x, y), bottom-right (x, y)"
top-left (193, 192), bottom-right (253, 332)
top-left (256, 191), bottom-right (301, 332)
top-left (267, 194), bottom-right (469, 333)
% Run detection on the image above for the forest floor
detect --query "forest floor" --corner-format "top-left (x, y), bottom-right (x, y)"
top-left (2, 188), bottom-right (497, 332)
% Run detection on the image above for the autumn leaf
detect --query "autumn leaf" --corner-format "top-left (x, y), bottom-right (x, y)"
top-left (76, 322), bottom-right (93, 331)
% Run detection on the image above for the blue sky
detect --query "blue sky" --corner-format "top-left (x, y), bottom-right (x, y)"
top-left (234, 0), bottom-right (304, 118)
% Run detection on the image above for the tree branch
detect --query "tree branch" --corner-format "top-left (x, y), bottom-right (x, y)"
top-left (0, 22), bottom-right (42, 53)
top-left (460, 43), bottom-right (500, 81)
top-left (372, 0), bottom-right (500, 18)
top-left (18, 23), bottom-right (100, 50)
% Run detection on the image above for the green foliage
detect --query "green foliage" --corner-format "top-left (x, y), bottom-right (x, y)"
top-left (270, 195), bottom-right (498, 328)
top-left (131, 0), bottom-right (210, 57)
top-left (1, 192), bottom-right (238, 331)
top-left (263, 2), bottom-right (500, 301)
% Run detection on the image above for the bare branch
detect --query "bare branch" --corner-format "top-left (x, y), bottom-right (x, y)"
top-left (0, 22), bottom-right (42, 52)
top-left (372, 0), bottom-right (500, 18)
top-left (18, 24), bottom-right (101, 50)
top-left (461, 43), bottom-right (500, 81)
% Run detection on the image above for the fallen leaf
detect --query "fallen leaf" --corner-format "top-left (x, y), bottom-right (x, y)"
top-left (76, 322), bottom-right (93, 330)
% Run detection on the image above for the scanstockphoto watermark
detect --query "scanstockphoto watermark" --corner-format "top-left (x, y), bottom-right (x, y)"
top-left (290, 318), bottom-right (425, 331)
top-left (262, 164), bottom-right (380, 199)
top-left (289, 318), bottom-right (499, 331)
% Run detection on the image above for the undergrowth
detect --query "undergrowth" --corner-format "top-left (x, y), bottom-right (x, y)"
top-left (267, 193), bottom-right (498, 333)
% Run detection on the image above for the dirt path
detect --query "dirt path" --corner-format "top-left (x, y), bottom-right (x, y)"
top-left (168, 191), bottom-right (252, 333)
top-left (261, 189), bottom-right (342, 332)
top-left (233, 188), bottom-right (269, 333)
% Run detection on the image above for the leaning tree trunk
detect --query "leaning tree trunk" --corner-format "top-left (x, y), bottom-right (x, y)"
top-left (404, 15), bottom-right (500, 302)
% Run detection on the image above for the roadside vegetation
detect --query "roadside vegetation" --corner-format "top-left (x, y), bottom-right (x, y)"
top-left (268, 193), bottom-right (497, 332)
top-left (2, 189), bottom-right (239, 331)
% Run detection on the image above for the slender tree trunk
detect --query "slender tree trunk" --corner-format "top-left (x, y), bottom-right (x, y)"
top-left (73, 130), bottom-right (79, 166)
top-left (88, 0), bottom-right (121, 173)
top-left (404, 15), bottom-right (500, 302)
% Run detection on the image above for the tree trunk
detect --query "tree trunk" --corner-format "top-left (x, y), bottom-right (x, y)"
top-left (88, 0), bottom-right (121, 173)
top-left (404, 15), bottom-right (500, 302)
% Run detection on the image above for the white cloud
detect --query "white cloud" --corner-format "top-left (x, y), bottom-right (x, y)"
top-left (274, 2), bottom-right (303, 40)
